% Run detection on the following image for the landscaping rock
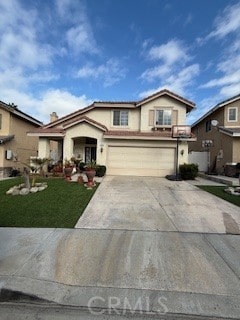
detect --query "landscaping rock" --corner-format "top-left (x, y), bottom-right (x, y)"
top-left (38, 186), bottom-right (47, 191)
top-left (224, 187), bottom-right (240, 196)
top-left (6, 182), bottom-right (48, 196)
top-left (12, 189), bottom-right (20, 196)
top-left (19, 188), bottom-right (30, 196)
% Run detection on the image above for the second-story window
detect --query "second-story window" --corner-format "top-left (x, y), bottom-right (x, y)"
top-left (113, 110), bottom-right (128, 126)
top-left (228, 108), bottom-right (237, 121)
top-left (0, 114), bottom-right (2, 129)
top-left (155, 109), bottom-right (172, 126)
top-left (206, 120), bottom-right (211, 132)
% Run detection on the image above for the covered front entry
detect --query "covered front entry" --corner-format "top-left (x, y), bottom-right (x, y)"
top-left (73, 137), bottom-right (97, 163)
top-left (107, 146), bottom-right (175, 177)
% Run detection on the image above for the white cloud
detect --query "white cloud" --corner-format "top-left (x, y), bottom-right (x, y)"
top-left (55, 0), bottom-right (99, 55)
top-left (139, 64), bottom-right (200, 99)
top-left (0, 0), bottom-right (54, 70)
top-left (207, 3), bottom-right (240, 39)
top-left (199, 3), bottom-right (240, 100)
top-left (66, 24), bottom-right (98, 55)
top-left (76, 59), bottom-right (127, 87)
top-left (219, 83), bottom-right (240, 97)
top-left (38, 89), bottom-right (92, 122)
top-left (140, 39), bottom-right (191, 82)
top-left (147, 40), bottom-right (189, 65)
top-left (140, 38), bottom-right (198, 98)
top-left (201, 70), bottom-right (240, 88)
top-left (0, 87), bottom-right (92, 124)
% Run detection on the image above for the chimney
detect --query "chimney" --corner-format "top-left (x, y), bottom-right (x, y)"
top-left (50, 112), bottom-right (58, 122)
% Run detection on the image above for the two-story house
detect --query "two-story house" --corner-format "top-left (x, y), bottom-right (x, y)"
top-left (190, 93), bottom-right (240, 175)
top-left (28, 89), bottom-right (195, 177)
top-left (0, 101), bottom-right (42, 177)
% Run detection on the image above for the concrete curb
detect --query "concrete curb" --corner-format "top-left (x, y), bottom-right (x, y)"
top-left (1, 276), bottom-right (240, 319)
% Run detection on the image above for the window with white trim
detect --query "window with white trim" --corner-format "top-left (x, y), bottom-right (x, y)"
top-left (228, 107), bottom-right (237, 122)
top-left (113, 110), bottom-right (128, 126)
top-left (155, 109), bottom-right (172, 126)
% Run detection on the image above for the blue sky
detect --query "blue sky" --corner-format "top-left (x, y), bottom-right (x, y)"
top-left (0, 0), bottom-right (240, 125)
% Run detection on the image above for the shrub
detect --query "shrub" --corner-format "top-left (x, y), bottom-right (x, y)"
top-left (96, 165), bottom-right (106, 177)
top-left (179, 163), bottom-right (198, 180)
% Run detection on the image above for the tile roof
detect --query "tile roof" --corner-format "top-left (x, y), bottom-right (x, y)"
top-left (104, 130), bottom-right (195, 139)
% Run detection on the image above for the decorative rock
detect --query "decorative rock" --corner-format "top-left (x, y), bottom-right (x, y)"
top-left (6, 188), bottom-right (14, 195)
top-left (12, 189), bottom-right (20, 196)
top-left (19, 188), bottom-right (30, 195)
top-left (224, 187), bottom-right (240, 196)
top-left (38, 186), bottom-right (47, 191)
top-left (6, 182), bottom-right (48, 196)
top-left (35, 183), bottom-right (43, 187)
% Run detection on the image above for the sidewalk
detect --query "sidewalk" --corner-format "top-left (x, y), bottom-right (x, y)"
top-left (198, 172), bottom-right (239, 186)
top-left (0, 227), bottom-right (239, 319)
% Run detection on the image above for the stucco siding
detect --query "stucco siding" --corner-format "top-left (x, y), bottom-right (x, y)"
top-left (85, 108), bottom-right (140, 131)
top-left (0, 108), bottom-right (11, 135)
top-left (2, 114), bottom-right (39, 171)
top-left (63, 122), bottom-right (105, 164)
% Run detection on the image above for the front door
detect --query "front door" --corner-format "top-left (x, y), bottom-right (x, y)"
top-left (85, 146), bottom-right (96, 163)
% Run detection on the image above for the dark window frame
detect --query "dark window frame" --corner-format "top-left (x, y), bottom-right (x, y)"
top-left (113, 110), bottom-right (129, 126)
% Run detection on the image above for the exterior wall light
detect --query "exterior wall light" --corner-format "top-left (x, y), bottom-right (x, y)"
top-left (100, 144), bottom-right (104, 153)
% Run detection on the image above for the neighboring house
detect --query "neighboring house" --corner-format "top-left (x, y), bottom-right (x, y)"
top-left (0, 101), bottom-right (42, 178)
top-left (190, 93), bottom-right (240, 175)
top-left (28, 89), bottom-right (195, 177)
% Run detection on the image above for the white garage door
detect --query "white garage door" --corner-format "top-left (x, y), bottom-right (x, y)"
top-left (107, 146), bottom-right (175, 177)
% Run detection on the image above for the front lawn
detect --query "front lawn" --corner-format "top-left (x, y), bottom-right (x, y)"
top-left (0, 177), bottom-right (98, 228)
top-left (197, 185), bottom-right (240, 207)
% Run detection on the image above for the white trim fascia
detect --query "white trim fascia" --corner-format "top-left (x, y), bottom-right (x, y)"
top-left (218, 128), bottom-right (240, 137)
top-left (27, 132), bottom-right (65, 137)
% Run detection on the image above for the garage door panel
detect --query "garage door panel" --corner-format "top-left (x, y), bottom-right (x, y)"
top-left (107, 146), bottom-right (175, 176)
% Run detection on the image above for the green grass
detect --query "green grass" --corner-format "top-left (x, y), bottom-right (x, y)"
top-left (197, 185), bottom-right (240, 207)
top-left (0, 177), bottom-right (98, 228)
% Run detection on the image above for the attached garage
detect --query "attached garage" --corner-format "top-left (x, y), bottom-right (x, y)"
top-left (107, 146), bottom-right (175, 177)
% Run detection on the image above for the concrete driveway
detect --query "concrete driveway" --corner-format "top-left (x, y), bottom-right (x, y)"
top-left (75, 176), bottom-right (240, 234)
top-left (1, 176), bottom-right (240, 319)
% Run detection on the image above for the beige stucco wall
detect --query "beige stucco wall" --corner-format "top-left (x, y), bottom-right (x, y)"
top-left (63, 123), bottom-right (106, 165)
top-left (140, 96), bottom-right (187, 131)
top-left (0, 108), bottom-right (11, 135)
top-left (85, 108), bottom-right (140, 131)
top-left (1, 114), bottom-right (39, 173)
